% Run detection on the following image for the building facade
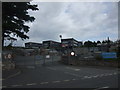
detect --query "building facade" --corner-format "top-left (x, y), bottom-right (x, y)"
top-left (25, 42), bottom-right (42, 48)
top-left (42, 40), bottom-right (61, 50)
top-left (61, 38), bottom-right (80, 48)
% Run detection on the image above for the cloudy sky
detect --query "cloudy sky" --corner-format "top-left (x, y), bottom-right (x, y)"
top-left (6, 1), bottom-right (118, 46)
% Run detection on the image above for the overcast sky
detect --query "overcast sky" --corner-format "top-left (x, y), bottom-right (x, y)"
top-left (5, 1), bottom-right (118, 46)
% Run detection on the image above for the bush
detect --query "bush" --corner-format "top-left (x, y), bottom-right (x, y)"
top-left (103, 58), bottom-right (119, 61)
top-left (95, 56), bottom-right (103, 60)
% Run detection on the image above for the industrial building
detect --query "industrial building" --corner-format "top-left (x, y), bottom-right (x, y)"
top-left (25, 42), bottom-right (42, 48)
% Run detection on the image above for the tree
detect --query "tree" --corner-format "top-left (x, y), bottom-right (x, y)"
top-left (97, 40), bottom-right (101, 44)
top-left (2, 2), bottom-right (39, 47)
top-left (97, 40), bottom-right (101, 46)
top-left (84, 40), bottom-right (94, 47)
top-left (93, 41), bottom-right (97, 47)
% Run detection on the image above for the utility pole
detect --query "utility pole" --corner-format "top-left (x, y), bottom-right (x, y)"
top-left (59, 35), bottom-right (62, 61)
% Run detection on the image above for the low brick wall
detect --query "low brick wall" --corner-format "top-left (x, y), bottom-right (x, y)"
top-left (75, 60), bottom-right (119, 67)
top-left (2, 61), bottom-right (15, 70)
top-left (61, 56), bottom-right (119, 67)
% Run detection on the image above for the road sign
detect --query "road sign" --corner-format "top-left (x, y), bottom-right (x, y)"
top-left (8, 54), bottom-right (12, 59)
top-left (102, 52), bottom-right (117, 59)
top-left (46, 55), bottom-right (50, 58)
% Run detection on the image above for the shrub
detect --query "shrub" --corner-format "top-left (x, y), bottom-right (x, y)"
top-left (95, 56), bottom-right (103, 60)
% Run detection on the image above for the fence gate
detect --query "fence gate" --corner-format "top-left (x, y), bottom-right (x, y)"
top-left (14, 54), bottom-right (61, 68)
top-left (34, 54), bottom-right (61, 66)
top-left (14, 55), bottom-right (35, 68)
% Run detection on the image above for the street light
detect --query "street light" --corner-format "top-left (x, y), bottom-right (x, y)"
top-left (59, 35), bottom-right (62, 58)
top-left (71, 51), bottom-right (75, 56)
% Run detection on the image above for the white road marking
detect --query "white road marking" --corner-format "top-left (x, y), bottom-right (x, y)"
top-left (6, 71), bottom-right (21, 79)
top-left (40, 82), bottom-right (49, 84)
top-left (100, 74), bottom-right (104, 76)
top-left (108, 74), bottom-right (113, 76)
top-left (113, 72), bottom-right (117, 75)
top-left (72, 79), bottom-right (76, 80)
top-left (11, 84), bottom-right (23, 87)
top-left (94, 86), bottom-right (109, 90)
top-left (26, 83), bottom-right (36, 86)
top-left (52, 81), bottom-right (61, 83)
top-left (92, 76), bottom-right (98, 78)
top-left (104, 74), bottom-right (109, 76)
top-left (74, 69), bottom-right (80, 71)
top-left (84, 76), bottom-right (92, 78)
top-left (66, 67), bottom-right (80, 71)
top-left (64, 72), bottom-right (82, 77)
top-left (64, 80), bottom-right (70, 82)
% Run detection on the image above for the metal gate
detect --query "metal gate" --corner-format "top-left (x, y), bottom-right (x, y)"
top-left (14, 54), bottom-right (61, 68)
top-left (34, 54), bottom-right (61, 66)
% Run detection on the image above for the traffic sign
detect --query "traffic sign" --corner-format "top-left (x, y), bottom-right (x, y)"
top-left (8, 54), bottom-right (12, 59)
top-left (46, 55), bottom-right (50, 58)
top-left (102, 52), bottom-right (117, 59)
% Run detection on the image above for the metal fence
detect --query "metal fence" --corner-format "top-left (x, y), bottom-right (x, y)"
top-left (14, 54), bottom-right (61, 68)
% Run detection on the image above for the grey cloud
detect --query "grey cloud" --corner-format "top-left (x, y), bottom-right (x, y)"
top-left (14, 2), bottom-right (118, 46)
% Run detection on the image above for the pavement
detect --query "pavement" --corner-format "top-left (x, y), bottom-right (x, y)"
top-left (2, 68), bottom-right (21, 80)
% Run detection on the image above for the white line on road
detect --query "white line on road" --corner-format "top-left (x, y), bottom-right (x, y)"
top-left (40, 82), bottom-right (49, 84)
top-left (94, 86), bottom-right (109, 90)
top-left (74, 69), bottom-right (80, 71)
top-left (63, 80), bottom-right (70, 82)
top-left (64, 72), bottom-right (82, 78)
top-left (72, 79), bottom-right (76, 80)
top-left (26, 83), bottom-right (36, 86)
top-left (52, 81), bottom-right (61, 83)
top-left (66, 67), bottom-right (80, 71)
top-left (103, 74), bottom-right (109, 76)
top-left (113, 72), bottom-right (117, 75)
top-left (92, 75), bottom-right (98, 78)
top-left (100, 74), bottom-right (105, 76)
top-left (84, 76), bottom-right (92, 78)
top-left (108, 74), bottom-right (113, 76)
top-left (11, 84), bottom-right (23, 87)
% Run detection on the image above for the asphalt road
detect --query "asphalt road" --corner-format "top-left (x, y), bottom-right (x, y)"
top-left (2, 60), bottom-right (119, 89)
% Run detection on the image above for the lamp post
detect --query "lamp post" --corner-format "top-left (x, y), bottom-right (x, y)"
top-left (59, 35), bottom-right (62, 58)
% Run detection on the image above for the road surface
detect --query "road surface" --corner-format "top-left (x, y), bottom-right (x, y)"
top-left (2, 60), bottom-right (119, 89)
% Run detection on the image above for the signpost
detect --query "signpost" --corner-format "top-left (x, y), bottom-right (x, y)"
top-left (102, 52), bottom-right (117, 59)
